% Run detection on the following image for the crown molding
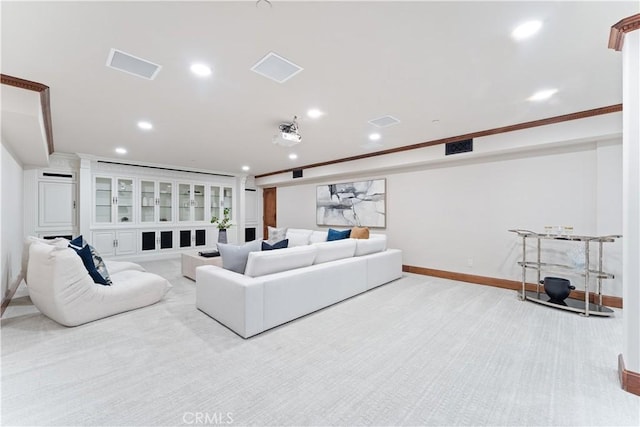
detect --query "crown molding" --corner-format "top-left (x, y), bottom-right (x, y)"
top-left (256, 104), bottom-right (622, 179)
top-left (609, 13), bottom-right (640, 51)
top-left (1, 73), bottom-right (54, 155)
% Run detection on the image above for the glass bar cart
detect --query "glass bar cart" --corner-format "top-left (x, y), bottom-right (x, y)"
top-left (508, 229), bottom-right (621, 317)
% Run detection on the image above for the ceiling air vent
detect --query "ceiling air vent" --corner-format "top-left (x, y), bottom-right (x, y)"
top-left (250, 52), bottom-right (303, 83)
top-left (445, 139), bottom-right (473, 155)
top-left (106, 48), bottom-right (162, 80)
top-left (368, 115), bottom-right (401, 128)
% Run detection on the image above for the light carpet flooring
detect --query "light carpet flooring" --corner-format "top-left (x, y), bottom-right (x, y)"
top-left (2, 257), bottom-right (639, 426)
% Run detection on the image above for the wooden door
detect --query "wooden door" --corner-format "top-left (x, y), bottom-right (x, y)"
top-left (263, 187), bottom-right (277, 239)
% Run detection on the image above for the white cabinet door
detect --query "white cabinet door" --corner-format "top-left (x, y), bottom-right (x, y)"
top-left (92, 231), bottom-right (116, 257)
top-left (115, 230), bottom-right (136, 255)
top-left (92, 230), bottom-right (136, 256)
top-left (39, 181), bottom-right (76, 228)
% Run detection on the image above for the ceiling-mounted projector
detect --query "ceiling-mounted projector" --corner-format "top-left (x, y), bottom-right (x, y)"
top-left (273, 116), bottom-right (302, 147)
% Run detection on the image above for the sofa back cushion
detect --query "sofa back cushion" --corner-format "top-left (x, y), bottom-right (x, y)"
top-left (312, 239), bottom-right (357, 264)
top-left (285, 228), bottom-right (313, 247)
top-left (354, 234), bottom-right (387, 256)
top-left (309, 230), bottom-right (328, 244)
top-left (244, 245), bottom-right (317, 277)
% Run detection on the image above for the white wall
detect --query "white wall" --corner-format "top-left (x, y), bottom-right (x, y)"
top-left (277, 139), bottom-right (623, 296)
top-left (1, 142), bottom-right (25, 300)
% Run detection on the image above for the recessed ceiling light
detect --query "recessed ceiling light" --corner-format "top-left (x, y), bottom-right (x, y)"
top-left (137, 121), bottom-right (153, 130)
top-left (241, 165), bottom-right (250, 172)
top-left (512, 20), bottom-right (542, 40)
top-left (307, 109), bottom-right (324, 119)
top-left (528, 88), bottom-right (558, 101)
top-left (190, 63), bottom-right (212, 77)
top-left (369, 133), bottom-right (381, 141)
top-left (115, 147), bottom-right (127, 154)
top-left (289, 153), bottom-right (298, 160)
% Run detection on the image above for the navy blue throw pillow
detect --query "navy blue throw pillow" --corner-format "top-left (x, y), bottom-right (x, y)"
top-left (327, 228), bottom-right (351, 241)
top-left (262, 239), bottom-right (289, 251)
top-left (68, 243), bottom-right (110, 286)
top-left (68, 235), bottom-right (85, 249)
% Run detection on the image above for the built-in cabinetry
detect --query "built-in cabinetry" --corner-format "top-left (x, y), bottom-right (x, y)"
top-left (509, 229), bottom-right (621, 317)
top-left (26, 155), bottom-right (244, 260)
top-left (88, 162), bottom-right (237, 258)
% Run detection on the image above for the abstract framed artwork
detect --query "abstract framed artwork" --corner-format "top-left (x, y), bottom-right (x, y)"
top-left (316, 179), bottom-right (386, 228)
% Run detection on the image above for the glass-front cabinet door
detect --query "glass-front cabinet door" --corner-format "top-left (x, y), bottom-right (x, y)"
top-left (158, 182), bottom-right (173, 223)
top-left (94, 177), bottom-right (113, 223)
top-left (178, 183), bottom-right (191, 222)
top-left (178, 183), bottom-right (205, 222)
top-left (209, 185), bottom-right (233, 222)
top-left (116, 178), bottom-right (134, 224)
top-left (193, 184), bottom-right (205, 221)
top-left (139, 180), bottom-right (173, 223)
top-left (140, 180), bottom-right (156, 223)
top-left (222, 186), bottom-right (233, 220)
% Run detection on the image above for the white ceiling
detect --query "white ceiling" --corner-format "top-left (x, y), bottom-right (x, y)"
top-left (1, 1), bottom-right (638, 176)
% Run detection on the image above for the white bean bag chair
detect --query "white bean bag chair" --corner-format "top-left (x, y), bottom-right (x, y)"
top-left (26, 241), bottom-right (170, 326)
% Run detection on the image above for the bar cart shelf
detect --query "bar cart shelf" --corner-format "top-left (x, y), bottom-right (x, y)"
top-left (509, 229), bottom-right (621, 317)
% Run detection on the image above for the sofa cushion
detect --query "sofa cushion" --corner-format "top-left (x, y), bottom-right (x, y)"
top-left (309, 231), bottom-right (328, 244)
top-left (286, 228), bottom-right (314, 247)
top-left (354, 235), bottom-right (387, 256)
top-left (327, 228), bottom-right (351, 241)
top-left (244, 245), bottom-right (317, 278)
top-left (21, 236), bottom-right (69, 285)
top-left (217, 239), bottom-right (262, 274)
top-left (312, 239), bottom-right (357, 264)
top-left (267, 226), bottom-right (287, 243)
top-left (262, 239), bottom-right (289, 251)
top-left (350, 226), bottom-right (370, 239)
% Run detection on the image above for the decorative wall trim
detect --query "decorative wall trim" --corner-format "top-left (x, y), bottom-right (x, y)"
top-left (402, 265), bottom-right (623, 309)
top-left (256, 105), bottom-right (622, 178)
top-left (1, 274), bottom-right (23, 317)
top-left (618, 354), bottom-right (640, 396)
top-left (1, 74), bottom-right (54, 155)
top-left (609, 14), bottom-right (640, 51)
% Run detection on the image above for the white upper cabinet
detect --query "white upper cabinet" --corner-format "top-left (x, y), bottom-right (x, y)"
top-left (178, 183), bottom-right (206, 223)
top-left (139, 180), bottom-right (174, 224)
top-left (94, 176), bottom-right (134, 225)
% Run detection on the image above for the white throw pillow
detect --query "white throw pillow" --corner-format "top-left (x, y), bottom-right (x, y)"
top-left (285, 228), bottom-right (313, 247)
top-left (267, 226), bottom-right (287, 243)
top-left (217, 240), bottom-right (262, 274)
top-left (309, 231), bottom-right (328, 244)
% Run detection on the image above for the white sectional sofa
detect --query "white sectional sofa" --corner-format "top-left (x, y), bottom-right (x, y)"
top-left (196, 229), bottom-right (402, 338)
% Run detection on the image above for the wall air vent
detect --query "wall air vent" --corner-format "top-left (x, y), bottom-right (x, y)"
top-left (250, 52), bottom-right (303, 83)
top-left (292, 169), bottom-right (303, 179)
top-left (368, 115), bottom-right (400, 128)
top-left (106, 48), bottom-right (162, 80)
top-left (445, 139), bottom-right (473, 155)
